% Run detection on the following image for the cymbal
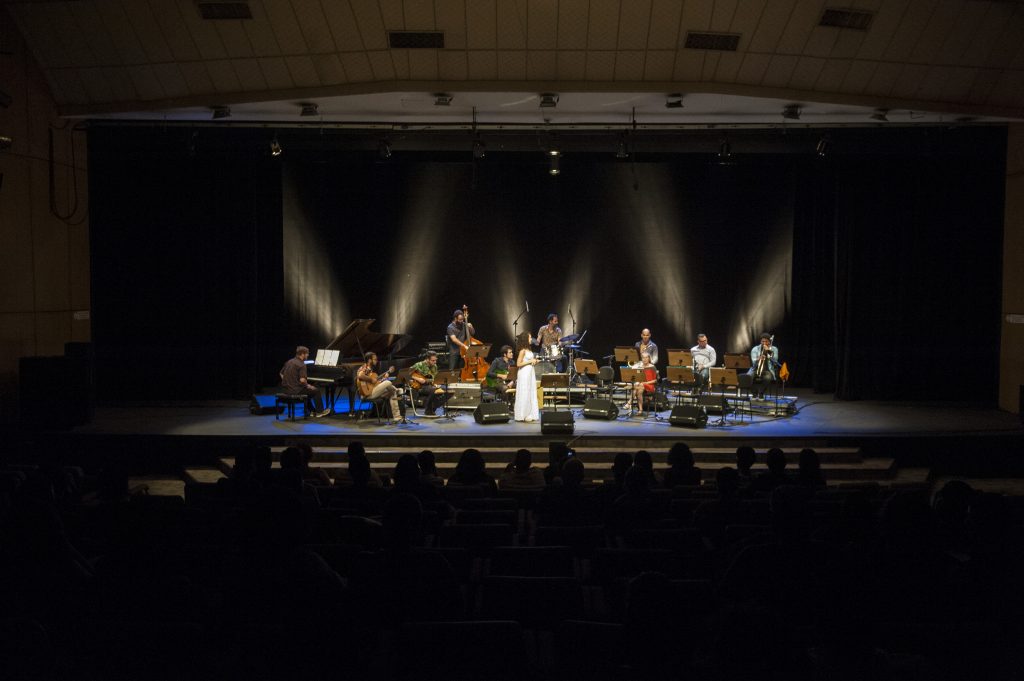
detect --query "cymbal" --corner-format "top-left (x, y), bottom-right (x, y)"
top-left (563, 344), bottom-right (582, 350)
top-left (559, 333), bottom-right (581, 343)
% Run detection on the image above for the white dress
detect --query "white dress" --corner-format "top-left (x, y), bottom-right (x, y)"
top-left (514, 350), bottom-right (540, 422)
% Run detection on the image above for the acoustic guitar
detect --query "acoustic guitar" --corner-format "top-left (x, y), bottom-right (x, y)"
top-left (357, 365), bottom-right (395, 398)
top-left (409, 370), bottom-right (434, 391)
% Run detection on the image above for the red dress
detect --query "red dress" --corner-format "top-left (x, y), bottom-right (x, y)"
top-left (643, 367), bottom-right (657, 393)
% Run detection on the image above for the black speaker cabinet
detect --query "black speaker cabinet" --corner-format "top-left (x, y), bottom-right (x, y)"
top-left (583, 398), bottom-right (619, 420)
top-left (474, 402), bottom-right (511, 424)
top-left (541, 410), bottom-right (575, 435)
top-left (697, 394), bottom-right (727, 415)
top-left (669, 405), bottom-right (708, 428)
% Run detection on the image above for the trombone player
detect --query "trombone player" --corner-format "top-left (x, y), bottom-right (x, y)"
top-left (747, 333), bottom-right (780, 399)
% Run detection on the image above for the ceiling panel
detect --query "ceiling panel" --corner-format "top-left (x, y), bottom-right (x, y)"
top-left (643, 50), bottom-right (675, 81)
top-left (290, 0), bottom-right (337, 53)
top-left (45, 3), bottom-right (97, 68)
top-left (557, 50), bottom-right (587, 80)
top-left (390, 48), bottom-right (410, 78)
top-left (366, 50), bottom-right (397, 80)
top-left (497, 50), bottom-right (526, 80)
top-left (497, 0), bottom-right (527, 49)
top-left (284, 55), bottom-right (322, 87)
top-left (615, 50), bottom-right (644, 81)
top-left (149, 0), bottom-right (203, 61)
top-left (734, 52), bottom-right (772, 85)
top-left (802, 26), bottom-right (839, 59)
top-left (938, 66), bottom-right (979, 103)
top-left (408, 49), bottom-right (439, 79)
top-left (311, 53), bottom-right (348, 84)
top-left (891, 63), bottom-right (932, 100)
top-left (586, 50), bottom-right (616, 81)
top-left (557, 0), bottom-right (589, 50)
top-left (438, 50), bottom-right (469, 79)
top-left (214, 20), bottom-right (256, 59)
top-left (258, 57), bottom-right (295, 89)
top-left (828, 25), bottom-right (866, 60)
top-left (95, 0), bottom-right (150, 63)
top-left (403, 0), bottom-right (437, 30)
top-left (339, 52), bottom-right (374, 81)
top-left (840, 59), bottom-right (875, 94)
top-left (467, 50), bottom-right (498, 80)
top-left (728, 0), bottom-right (768, 42)
top-left (747, 0), bottom-right (797, 54)
top-left (988, 70), bottom-right (1024, 108)
top-left (815, 58), bottom-right (851, 92)
top-left (913, 65), bottom-right (952, 103)
top-left (933, 1), bottom-right (984, 65)
top-left (673, 50), bottom-right (704, 82)
top-left (378, 0), bottom-right (405, 29)
top-left (646, 0), bottom-right (682, 50)
top-left (701, 51), bottom-right (721, 81)
top-left (120, 0), bottom-right (176, 63)
top-left (526, 50), bottom-right (557, 80)
top-left (206, 60), bottom-right (242, 93)
top-left (69, 2), bottom-right (121, 65)
top-left (435, 0), bottom-right (467, 48)
top-left (173, 0), bottom-right (229, 60)
top-left (323, 1), bottom-right (365, 50)
top-left (349, 0), bottom-right (389, 50)
top-left (713, 51), bottom-right (743, 83)
top-left (882, 0), bottom-right (934, 63)
top-left (178, 62), bottom-right (216, 95)
top-left (968, 67), bottom-right (1001, 105)
top-left (266, 2), bottom-right (310, 53)
top-left (908, 0), bottom-right (960, 65)
top-left (762, 54), bottom-right (799, 88)
top-left (230, 59), bottom-right (267, 95)
top-left (855, 0), bottom-right (910, 61)
top-left (617, 0), bottom-right (651, 50)
top-left (863, 61), bottom-right (901, 97)
top-left (587, 0), bottom-right (620, 51)
top-left (126, 64), bottom-right (166, 100)
top-left (466, 0), bottom-right (497, 50)
top-left (775, 0), bottom-right (823, 55)
top-left (48, 69), bottom-right (86, 104)
top-left (981, 6), bottom-right (1024, 69)
top-left (244, 1), bottom-right (285, 55)
top-left (526, 0), bottom-right (557, 49)
top-left (99, 66), bottom-right (138, 102)
top-left (680, 0), bottom-right (713, 35)
top-left (151, 62), bottom-right (191, 97)
top-left (78, 67), bottom-right (116, 102)
top-left (789, 56), bottom-right (825, 90)
top-left (710, 0), bottom-right (739, 32)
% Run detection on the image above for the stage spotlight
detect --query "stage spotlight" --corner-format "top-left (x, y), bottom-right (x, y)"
top-left (300, 102), bottom-right (319, 117)
top-left (211, 105), bottom-right (231, 120)
top-left (378, 139), bottom-right (392, 159)
top-left (665, 93), bottom-right (683, 109)
top-left (616, 136), bottom-right (629, 159)
top-left (0, 134), bottom-right (12, 150)
top-left (782, 104), bottom-right (801, 120)
top-left (549, 154), bottom-right (560, 175)
top-left (434, 93), bottom-right (453, 106)
top-left (472, 139), bottom-right (486, 159)
top-left (816, 135), bottom-right (831, 157)
top-left (870, 108), bottom-right (889, 122)
top-left (270, 135), bottom-right (283, 156)
top-left (0, 89), bottom-right (11, 108)
top-left (717, 139), bottom-right (732, 164)
top-left (539, 93), bottom-right (559, 108)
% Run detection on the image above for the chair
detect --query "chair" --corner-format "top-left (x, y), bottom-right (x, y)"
top-left (274, 393), bottom-right (308, 421)
top-left (398, 621), bottom-right (528, 681)
top-left (439, 524), bottom-right (515, 556)
top-left (488, 546), bottom-right (575, 578)
top-left (359, 394), bottom-right (388, 423)
top-left (478, 576), bottom-right (585, 629)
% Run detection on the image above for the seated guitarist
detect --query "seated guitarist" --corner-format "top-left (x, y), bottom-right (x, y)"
top-left (409, 351), bottom-right (448, 417)
top-left (356, 352), bottom-right (404, 423)
top-left (486, 345), bottom-right (517, 402)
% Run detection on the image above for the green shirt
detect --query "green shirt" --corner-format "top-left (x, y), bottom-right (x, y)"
top-left (411, 360), bottom-right (438, 380)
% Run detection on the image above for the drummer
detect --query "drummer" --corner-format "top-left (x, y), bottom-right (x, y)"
top-left (634, 328), bottom-right (659, 365)
top-left (533, 313), bottom-right (564, 372)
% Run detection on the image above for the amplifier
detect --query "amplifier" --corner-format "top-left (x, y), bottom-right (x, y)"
top-left (582, 398), bottom-right (619, 420)
top-left (448, 382), bottom-right (482, 409)
top-left (669, 405), bottom-right (708, 428)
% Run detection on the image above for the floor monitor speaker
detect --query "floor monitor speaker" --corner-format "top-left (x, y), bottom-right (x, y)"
top-left (474, 402), bottom-right (511, 424)
top-left (669, 405), bottom-right (708, 428)
top-left (582, 398), bottom-right (618, 420)
top-left (540, 410), bottom-right (574, 435)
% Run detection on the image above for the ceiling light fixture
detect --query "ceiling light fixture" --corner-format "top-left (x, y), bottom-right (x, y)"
top-left (211, 105), bottom-right (231, 120)
top-left (718, 139), bottom-right (732, 163)
top-left (665, 93), bottom-right (684, 109)
top-left (539, 93), bottom-right (559, 108)
top-left (616, 136), bottom-right (629, 159)
top-left (300, 102), bottom-right (319, 117)
top-left (434, 93), bottom-right (453, 106)
top-left (378, 139), bottom-right (392, 159)
top-left (549, 154), bottom-right (560, 175)
top-left (870, 108), bottom-right (889, 122)
top-left (816, 135), bottom-right (831, 158)
top-left (270, 135), bottom-right (283, 157)
top-left (473, 139), bottom-right (486, 159)
top-left (782, 104), bottom-right (801, 120)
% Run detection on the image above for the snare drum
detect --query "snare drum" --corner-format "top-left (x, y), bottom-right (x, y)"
top-left (548, 343), bottom-right (562, 359)
top-left (535, 360), bottom-right (556, 375)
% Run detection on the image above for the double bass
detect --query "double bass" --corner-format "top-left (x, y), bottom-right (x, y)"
top-left (458, 304), bottom-right (491, 383)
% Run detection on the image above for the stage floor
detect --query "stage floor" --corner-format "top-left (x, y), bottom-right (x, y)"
top-left (73, 389), bottom-right (1023, 448)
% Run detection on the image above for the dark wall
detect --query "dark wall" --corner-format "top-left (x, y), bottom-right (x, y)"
top-left (87, 126), bottom-right (1005, 403)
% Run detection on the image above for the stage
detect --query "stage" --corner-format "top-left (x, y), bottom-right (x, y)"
top-left (71, 388), bottom-right (1022, 449)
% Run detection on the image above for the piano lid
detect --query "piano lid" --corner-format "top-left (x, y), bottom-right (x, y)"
top-left (324, 318), bottom-right (412, 358)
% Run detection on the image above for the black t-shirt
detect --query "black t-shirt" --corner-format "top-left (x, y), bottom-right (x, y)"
top-left (280, 357), bottom-right (307, 392)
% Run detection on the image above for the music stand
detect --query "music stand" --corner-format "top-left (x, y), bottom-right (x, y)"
top-left (433, 370), bottom-right (458, 421)
top-left (574, 359), bottom-right (599, 401)
top-left (724, 353), bottom-right (752, 370)
top-left (540, 373), bottom-right (570, 411)
top-left (614, 347), bottom-right (639, 365)
top-left (667, 349), bottom-right (693, 366)
top-left (665, 366), bottom-right (696, 405)
top-left (463, 344), bottom-right (491, 381)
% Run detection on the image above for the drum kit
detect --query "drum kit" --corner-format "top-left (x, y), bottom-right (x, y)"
top-left (535, 332), bottom-right (588, 379)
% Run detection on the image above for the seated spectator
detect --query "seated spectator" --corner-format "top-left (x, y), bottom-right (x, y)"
top-left (391, 454), bottom-right (445, 511)
top-left (446, 449), bottom-right (498, 495)
top-left (735, 446), bottom-right (756, 484)
top-left (334, 442), bottom-right (384, 488)
top-left (632, 450), bottom-right (658, 488)
top-left (538, 457), bottom-right (591, 525)
top-left (662, 442), bottom-right (702, 488)
top-left (750, 448), bottom-right (789, 493)
top-left (295, 443), bottom-right (332, 485)
top-left (498, 449), bottom-right (546, 491)
top-left (796, 448), bottom-right (826, 489)
top-left (543, 442), bottom-right (572, 484)
top-left (694, 467), bottom-right (745, 547)
top-left (609, 465), bottom-right (660, 536)
top-left (417, 450), bottom-right (445, 488)
top-left (593, 451), bottom-right (633, 508)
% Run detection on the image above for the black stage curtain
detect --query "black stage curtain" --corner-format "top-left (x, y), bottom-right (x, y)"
top-left (790, 129), bottom-right (1005, 401)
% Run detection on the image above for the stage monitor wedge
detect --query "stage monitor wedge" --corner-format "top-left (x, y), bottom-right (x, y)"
top-left (582, 398), bottom-right (618, 420)
top-left (669, 405), bottom-right (708, 428)
top-left (474, 403), bottom-right (510, 424)
top-left (541, 410), bottom-right (574, 435)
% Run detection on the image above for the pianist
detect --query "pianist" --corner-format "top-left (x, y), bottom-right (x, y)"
top-left (280, 346), bottom-right (330, 418)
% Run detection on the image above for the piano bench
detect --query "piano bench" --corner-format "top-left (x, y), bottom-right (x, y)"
top-left (275, 393), bottom-right (308, 421)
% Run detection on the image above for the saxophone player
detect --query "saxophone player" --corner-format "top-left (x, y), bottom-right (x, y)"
top-left (747, 333), bottom-right (780, 399)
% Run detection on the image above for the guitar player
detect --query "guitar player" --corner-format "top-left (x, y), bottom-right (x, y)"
top-left (485, 345), bottom-right (517, 403)
top-left (408, 351), bottom-right (450, 417)
top-left (356, 351), bottom-right (404, 423)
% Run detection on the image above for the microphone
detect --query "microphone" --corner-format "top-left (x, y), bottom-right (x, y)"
top-left (525, 300), bottom-right (529, 312)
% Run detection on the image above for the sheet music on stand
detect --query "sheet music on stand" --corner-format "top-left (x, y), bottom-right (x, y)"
top-left (314, 349), bottom-right (340, 366)
top-left (614, 347), bottom-right (639, 365)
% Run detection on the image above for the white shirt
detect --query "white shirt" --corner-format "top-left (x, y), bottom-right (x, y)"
top-left (690, 344), bottom-right (717, 370)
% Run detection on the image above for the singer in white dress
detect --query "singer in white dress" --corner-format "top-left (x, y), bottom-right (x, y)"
top-left (513, 332), bottom-right (540, 422)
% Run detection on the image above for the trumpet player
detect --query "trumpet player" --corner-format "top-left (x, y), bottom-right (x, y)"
top-left (747, 333), bottom-right (780, 399)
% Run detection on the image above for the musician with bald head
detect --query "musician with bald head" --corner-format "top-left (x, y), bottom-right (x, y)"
top-left (634, 328), bottom-right (659, 365)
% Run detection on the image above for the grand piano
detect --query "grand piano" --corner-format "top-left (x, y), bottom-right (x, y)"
top-left (306, 319), bottom-right (412, 413)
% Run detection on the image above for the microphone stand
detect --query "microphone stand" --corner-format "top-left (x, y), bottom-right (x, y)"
top-left (512, 301), bottom-right (528, 341)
